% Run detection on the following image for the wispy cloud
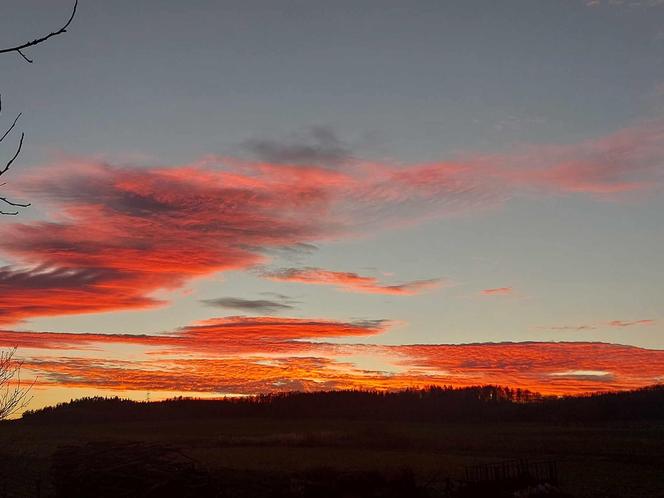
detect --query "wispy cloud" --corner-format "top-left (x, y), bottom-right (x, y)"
top-left (480, 287), bottom-right (513, 296)
top-left (539, 319), bottom-right (656, 331)
top-left (542, 325), bottom-right (599, 331)
top-left (501, 119), bottom-right (664, 195)
top-left (607, 319), bottom-right (655, 328)
top-left (262, 267), bottom-right (443, 295)
top-left (201, 296), bottom-right (297, 313)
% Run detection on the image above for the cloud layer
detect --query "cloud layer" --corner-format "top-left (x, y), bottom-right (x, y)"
top-left (0, 121), bottom-right (662, 402)
top-left (1, 118), bottom-right (662, 325)
top-left (1, 317), bottom-right (662, 396)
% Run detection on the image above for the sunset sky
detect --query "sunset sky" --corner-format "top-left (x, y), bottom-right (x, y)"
top-left (1, 0), bottom-right (663, 410)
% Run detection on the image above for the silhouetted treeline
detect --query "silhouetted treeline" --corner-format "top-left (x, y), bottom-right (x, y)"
top-left (19, 384), bottom-right (664, 425)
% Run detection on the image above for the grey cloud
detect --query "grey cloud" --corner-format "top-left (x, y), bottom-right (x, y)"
top-left (242, 126), bottom-right (351, 166)
top-left (200, 296), bottom-right (296, 313)
top-left (260, 291), bottom-right (295, 300)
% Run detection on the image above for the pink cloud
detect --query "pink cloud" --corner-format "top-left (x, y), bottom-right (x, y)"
top-left (481, 287), bottom-right (513, 296)
top-left (608, 319), bottom-right (655, 328)
top-left (0, 118), bottom-right (661, 324)
top-left (500, 119), bottom-right (664, 196)
top-left (262, 267), bottom-right (442, 295)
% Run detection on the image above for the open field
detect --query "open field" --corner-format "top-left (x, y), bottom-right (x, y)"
top-left (1, 416), bottom-right (663, 497)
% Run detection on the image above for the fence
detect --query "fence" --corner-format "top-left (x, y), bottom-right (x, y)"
top-left (464, 458), bottom-right (558, 485)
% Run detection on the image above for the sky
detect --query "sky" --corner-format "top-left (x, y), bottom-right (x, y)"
top-left (0, 0), bottom-right (663, 410)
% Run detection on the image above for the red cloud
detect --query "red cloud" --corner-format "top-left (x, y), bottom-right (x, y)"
top-left (392, 342), bottom-right (664, 395)
top-left (263, 267), bottom-right (442, 295)
top-left (0, 316), bottom-right (387, 355)
top-left (3, 317), bottom-right (663, 396)
top-left (0, 158), bottom-right (470, 324)
top-left (0, 266), bottom-right (163, 325)
top-left (481, 287), bottom-right (513, 296)
top-left (16, 340), bottom-right (664, 396)
top-left (0, 118), bottom-right (661, 325)
top-left (0, 161), bottom-right (346, 324)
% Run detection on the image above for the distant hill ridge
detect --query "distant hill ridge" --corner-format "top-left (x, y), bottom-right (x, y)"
top-left (19, 384), bottom-right (664, 424)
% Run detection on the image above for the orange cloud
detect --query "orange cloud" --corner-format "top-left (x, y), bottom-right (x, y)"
top-left (3, 317), bottom-right (663, 396)
top-left (392, 342), bottom-right (664, 395)
top-left (262, 267), bottom-right (442, 295)
top-left (0, 316), bottom-right (387, 355)
top-left (17, 341), bottom-right (664, 396)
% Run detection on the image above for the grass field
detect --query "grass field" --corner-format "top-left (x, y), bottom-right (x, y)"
top-left (1, 417), bottom-right (662, 497)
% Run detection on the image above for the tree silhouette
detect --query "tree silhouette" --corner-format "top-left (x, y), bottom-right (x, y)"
top-left (0, 0), bottom-right (78, 215)
top-left (20, 385), bottom-right (664, 424)
top-left (0, 347), bottom-right (32, 420)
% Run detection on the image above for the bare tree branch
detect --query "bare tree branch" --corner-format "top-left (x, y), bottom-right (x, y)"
top-left (0, 196), bottom-right (30, 215)
top-left (0, 132), bottom-right (24, 178)
top-left (0, 112), bottom-right (22, 144)
top-left (0, 2), bottom-right (78, 216)
top-left (0, 0), bottom-right (78, 63)
top-left (0, 348), bottom-right (34, 420)
top-left (0, 126), bottom-right (29, 215)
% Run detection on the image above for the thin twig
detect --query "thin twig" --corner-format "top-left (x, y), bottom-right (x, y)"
top-left (0, 113), bottom-right (22, 144)
top-left (0, 0), bottom-right (78, 63)
top-left (0, 132), bottom-right (24, 177)
top-left (0, 197), bottom-right (30, 208)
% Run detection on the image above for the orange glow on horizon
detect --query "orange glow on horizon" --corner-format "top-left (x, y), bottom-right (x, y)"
top-left (2, 318), bottom-right (662, 399)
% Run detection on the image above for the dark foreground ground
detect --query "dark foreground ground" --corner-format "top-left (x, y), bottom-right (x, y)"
top-left (1, 387), bottom-right (662, 497)
top-left (1, 417), bottom-right (663, 497)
